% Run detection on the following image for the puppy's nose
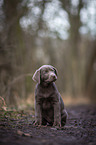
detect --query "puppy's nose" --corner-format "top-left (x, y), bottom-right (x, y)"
top-left (52, 75), bottom-right (56, 79)
top-left (51, 74), bottom-right (57, 80)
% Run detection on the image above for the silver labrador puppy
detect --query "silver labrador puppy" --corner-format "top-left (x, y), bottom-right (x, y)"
top-left (32, 65), bottom-right (68, 127)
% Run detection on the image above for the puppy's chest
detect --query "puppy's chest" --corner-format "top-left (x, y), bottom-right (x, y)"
top-left (36, 88), bottom-right (55, 109)
top-left (37, 86), bottom-right (54, 99)
top-left (40, 97), bottom-right (53, 110)
top-left (38, 90), bottom-right (54, 100)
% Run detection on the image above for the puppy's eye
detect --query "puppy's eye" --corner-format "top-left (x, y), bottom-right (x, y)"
top-left (43, 70), bottom-right (48, 73)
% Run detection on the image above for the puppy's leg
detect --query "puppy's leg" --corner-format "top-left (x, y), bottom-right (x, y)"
top-left (34, 100), bottom-right (42, 126)
top-left (53, 102), bottom-right (61, 127)
top-left (61, 109), bottom-right (68, 126)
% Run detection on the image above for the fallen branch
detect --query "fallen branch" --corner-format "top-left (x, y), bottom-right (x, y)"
top-left (9, 73), bottom-right (32, 86)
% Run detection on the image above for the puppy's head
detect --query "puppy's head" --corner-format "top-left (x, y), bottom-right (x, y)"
top-left (32, 65), bottom-right (58, 84)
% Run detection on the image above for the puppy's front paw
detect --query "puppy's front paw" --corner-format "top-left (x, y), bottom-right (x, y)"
top-left (33, 120), bottom-right (42, 126)
top-left (53, 121), bottom-right (61, 127)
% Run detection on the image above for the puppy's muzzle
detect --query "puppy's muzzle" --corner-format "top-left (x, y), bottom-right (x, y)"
top-left (49, 72), bottom-right (57, 81)
top-left (50, 74), bottom-right (57, 80)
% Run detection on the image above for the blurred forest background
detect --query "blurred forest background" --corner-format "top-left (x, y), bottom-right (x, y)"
top-left (0, 0), bottom-right (96, 107)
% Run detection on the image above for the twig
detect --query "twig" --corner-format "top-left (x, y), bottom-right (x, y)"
top-left (8, 73), bottom-right (32, 86)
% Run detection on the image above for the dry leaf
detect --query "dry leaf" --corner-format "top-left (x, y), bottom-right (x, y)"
top-left (17, 130), bottom-right (32, 137)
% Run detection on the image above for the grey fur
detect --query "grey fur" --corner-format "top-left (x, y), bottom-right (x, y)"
top-left (32, 65), bottom-right (68, 127)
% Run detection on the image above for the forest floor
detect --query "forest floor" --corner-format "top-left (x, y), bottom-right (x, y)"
top-left (0, 105), bottom-right (96, 145)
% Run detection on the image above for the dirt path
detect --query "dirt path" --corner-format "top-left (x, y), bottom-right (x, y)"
top-left (0, 105), bottom-right (96, 145)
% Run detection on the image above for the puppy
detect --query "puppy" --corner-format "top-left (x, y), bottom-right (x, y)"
top-left (32, 65), bottom-right (68, 127)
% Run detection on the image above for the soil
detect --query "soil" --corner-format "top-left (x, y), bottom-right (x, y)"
top-left (0, 105), bottom-right (96, 145)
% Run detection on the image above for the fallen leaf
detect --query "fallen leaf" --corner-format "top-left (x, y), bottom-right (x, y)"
top-left (17, 130), bottom-right (32, 137)
top-left (23, 133), bottom-right (32, 137)
top-left (17, 130), bottom-right (23, 136)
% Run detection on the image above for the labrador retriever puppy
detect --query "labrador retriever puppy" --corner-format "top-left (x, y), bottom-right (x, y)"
top-left (32, 65), bottom-right (68, 127)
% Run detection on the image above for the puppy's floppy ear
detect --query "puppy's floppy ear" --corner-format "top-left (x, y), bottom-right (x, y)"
top-left (53, 67), bottom-right (58, 76)
top-left (32, 69), bottom-right (40, 84)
